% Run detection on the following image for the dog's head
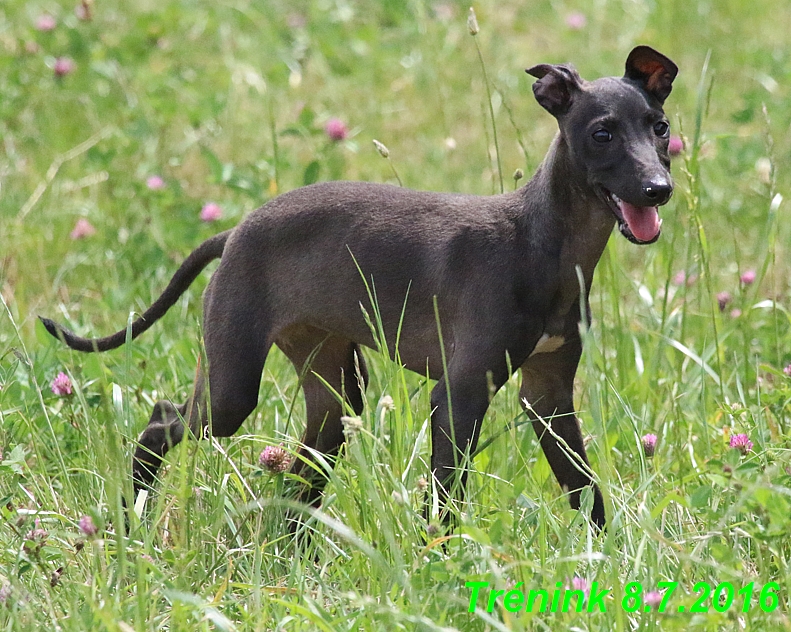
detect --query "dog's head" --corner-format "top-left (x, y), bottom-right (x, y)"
top-left (527, 46), bottom-right (678, 245)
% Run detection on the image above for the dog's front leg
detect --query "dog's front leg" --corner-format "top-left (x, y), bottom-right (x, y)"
top-left (520, 335), bottom-right (605, 528)
top-left (429, 356), bottom-right (508, 525)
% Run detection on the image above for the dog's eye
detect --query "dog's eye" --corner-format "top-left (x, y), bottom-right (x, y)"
top-left (592, 129), bottom-right (612, 143)
top-left (653, 121), bottom-right (670, 137)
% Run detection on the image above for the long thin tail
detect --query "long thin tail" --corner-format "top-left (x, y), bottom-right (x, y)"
top-left (40, 230), bottom-right (232, 352)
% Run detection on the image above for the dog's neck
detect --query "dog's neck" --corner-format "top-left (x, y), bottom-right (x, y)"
top-left (524, 133), bottom-right (616, 281)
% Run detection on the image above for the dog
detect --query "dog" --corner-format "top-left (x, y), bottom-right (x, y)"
top-left (42, 46), bottom-right (677, 530)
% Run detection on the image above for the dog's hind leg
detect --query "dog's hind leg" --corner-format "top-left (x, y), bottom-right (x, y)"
top-left (132, 275), bottom-right (271, 498)
top-left (277, 326), bottom-right (368, 507)
top-left (132, 396), bottom-right (191, 498)
top-left (132, 360), bottom-right (212, 497)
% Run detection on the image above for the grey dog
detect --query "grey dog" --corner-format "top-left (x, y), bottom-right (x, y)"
top-left (42, 46), bottom-right (677, 529)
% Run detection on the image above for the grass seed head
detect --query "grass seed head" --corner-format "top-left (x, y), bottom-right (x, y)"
top-left (341, 415), bottom-right (363, 435)
top-left (373, 139), bottom-right (390, 158)
top-left (467, 8), bottom-right (479, 35)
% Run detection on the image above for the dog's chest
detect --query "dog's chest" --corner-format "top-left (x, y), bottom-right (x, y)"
top-left (529, 332), bottom-right (565, 356)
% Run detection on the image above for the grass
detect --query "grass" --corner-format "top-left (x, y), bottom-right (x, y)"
top-left (1, 0), bottom-right (791, 630)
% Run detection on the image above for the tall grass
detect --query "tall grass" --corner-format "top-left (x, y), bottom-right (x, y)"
top-left (1, 0), bottom-right (790, 630)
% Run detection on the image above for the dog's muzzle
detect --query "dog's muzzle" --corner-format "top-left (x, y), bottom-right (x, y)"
top-left (600, 188), bottom-right (666, 245)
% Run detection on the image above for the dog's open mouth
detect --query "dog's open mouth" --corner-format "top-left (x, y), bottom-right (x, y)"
top-left (602, 190), bottom-right (662, 245)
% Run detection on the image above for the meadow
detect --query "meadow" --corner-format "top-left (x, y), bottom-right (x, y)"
top-left (1, 0), bottom-right (791, 630)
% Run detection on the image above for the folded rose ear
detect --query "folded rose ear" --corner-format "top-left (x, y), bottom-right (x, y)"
top-left (624, 46), bottom-right (678, 104)
top-left (526, 63), bottom-right (583, 116)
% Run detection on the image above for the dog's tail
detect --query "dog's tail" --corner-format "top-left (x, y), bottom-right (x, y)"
top-left (39, 230), bottom-right (232, 352)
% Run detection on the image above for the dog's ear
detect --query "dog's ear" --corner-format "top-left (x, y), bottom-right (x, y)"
top-left (624, 46), bottom-right (678, 104)
top-left (526, 63), bottom-right (583, 116)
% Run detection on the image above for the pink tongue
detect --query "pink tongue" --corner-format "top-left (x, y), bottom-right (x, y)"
top-left (619, 199), bottom-right (660, 242)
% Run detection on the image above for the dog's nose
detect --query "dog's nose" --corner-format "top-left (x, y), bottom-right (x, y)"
top-left (642, 179), bottom-right (672, 204)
